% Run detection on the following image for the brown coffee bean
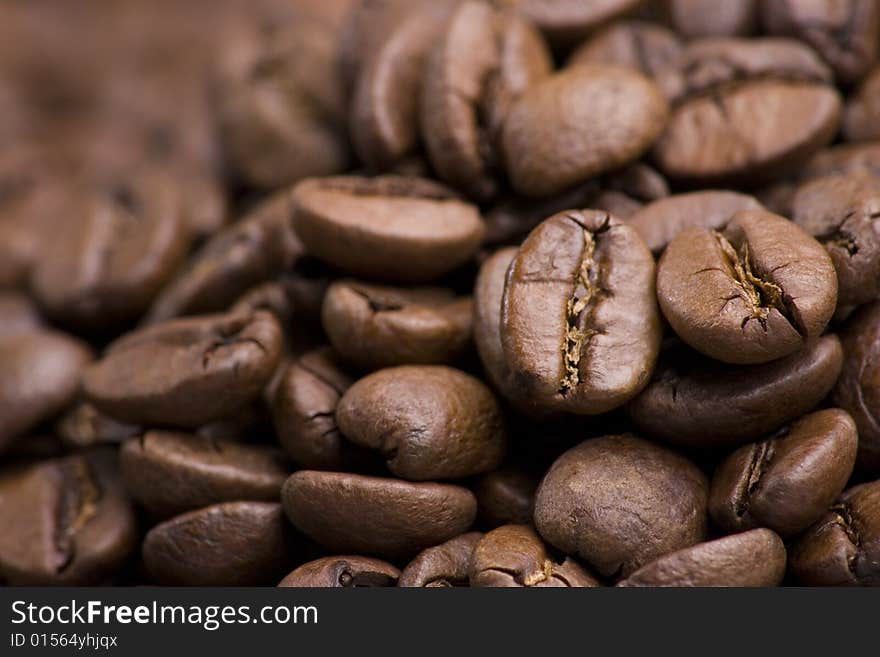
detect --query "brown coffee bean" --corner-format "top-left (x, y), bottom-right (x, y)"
top-left (790, 480), bottom-right (880, 586)
top-left (474, 247), bottom-right (520, 399)
top-left (710, 409), bottom-right (858, 537)
top-left (803, 141), bottom-right (880, 181)
top-left (143, 501), bottom-right (294, 586)
top-left (626, 190), bottom-right (762, 254)
top-left (83, 310), bottom-right (283, 428)
top-left (398, 532), bottom-right (482, 587)
top-left (474, 467), bottom-right (537, 529)
top-left (279, 556), bottom-right (400, 587)
top-left (293, 175), bottom-right (484, 282)
top-left (654, 38), bottom-right (841, 185)
top-left (789, 173), bottom-right (880, 307)
top-left (30, 172), bottom-right (190, 330)
top-left (282, 471), bottom-right (477, 559)
top-left (0, 330), bottom-right (93, 453)
top-left (145, 190), bottom-right (301, 324)
top-left (336, 365), bottom-right (506, 481)
top-left (501, 210), bottom-right (661, 415)
top-left (120, 431), bottom-right (290, 518)
top-left (568, 20), bottom-right (683, 77)
top-left (669, 0), bottom-right (758, 39)
top-left (0, 292), bottom-right (43, 336)
top-left (657, 209), bottom-right (838, 364)
top-left (534, 434), bottom-right (708, 578)
top-left (844, 67), bottom-right (880, 141)
top-left (513, 0), bottom-right (643, 49)
top-left (502, 65), bottom-right (668, 198)
top-left (630, 335), bottom-right (844, 446)
top-left (832, 302), bottom-right (880, 471)
top-left (0, 450), bottom-right (136, 585)
top-left (421, 1), bottom-right (551, 201)
top-left (618, 528), bottom-right (786, 587)
top-left (55, 402), bottom-right (141, 449)
top-left (762, 0), bottom-right (879, 84)
top-left (470, 524), bottom-right (600, 587)
top-left (322, 280), bottom-right (473, 370)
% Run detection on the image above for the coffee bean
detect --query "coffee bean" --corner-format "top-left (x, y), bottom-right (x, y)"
top-left (832, 302), bottom-right (880, 471)
top-left (398, 532), bottom-right (482, 587)
top-left (336, 365), bottom-right (506, 481)
top-left (145, 190), bottom-right (301, 324)
top-left (513, 0), bottom-right (643, 49)
top-left (282, 471), bottom-right (477, 559)
top-left (709, 409), bottom-right (858, 537)
top-left (630, 335), bottom-right (844, 446)
top-left (803, 141), bottom-right (880, 181)
top-left (618, 528), bottom-right (786, 587)
top-left (626, 190), bottom-right (762, 254)
top-left (657, 209), bottom-right (837, 364)
top-left (120, 431), bottom-right (290, 518)
top-left (789, 173), bottom-right (880, 306)
top-left (844, 66), bottom-right (880, 141)
top-left (470, 524), bottom-right (600, 587)
top-left (83, 310), bottom-right (283, 428)
top-left (56, 402), bottom-right (141, 449)
top-left (474, 467), bottom-right (537, 529)
top-left (654, 37), bottom-right (841, 185)
top-left (0, 330), bottom-right (92, 453)
top-left (293, 175), bottom-right (484, 282)
top-left (534, 434), bottom-right (708, 578)
top-left (322, 280), bottom-right (473, 370)
top-left (790, 480), bottom-right (880, 586)
top-left (421, 1), bottom-right (551, 201)
top-left (0, 450), bottom-right (136, 585)
top-left (568, 20), bottom-right (683, 77)
top-left (669, 0), bottom-right (758, 39)
top-left (0, 292), bottom-right (43, 336)
top-left (279, 556), bottom-right (400, 587)
top-left (501, 210), bottom-right (661, 415)
top-left (762, 0), bottom-right (879, 84)
top-left (502, 65), bottom-right (668, 197)
top-left (143, 501), bottom-right (294, 586)
top-left (474, 247), bottom-right (520, 400)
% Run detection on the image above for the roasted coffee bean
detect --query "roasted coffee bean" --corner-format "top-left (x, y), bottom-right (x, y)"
top-left (789, 173), bottom-right (880, 307)
top-left (832, 302), bottom-right (880, 471)
top-left (503, 65), bottom-right (668, 198)
top-left (0, 330), bottom-right (92, 453)
top-left (336, 366), bottom-right (506, 481)
top-left (279, 556), bottom-right (400, 588)
top-left (630, 335), bottom-right (844, 446)
top-left (626, 190), bottom-right (762, 254)
top-left (654, 37), bottom-right (841, 186)
top-left (844, 67), bottom-right (880, 142)
top-left (143, 501), bottom-right (294, 586)
top-left (56, 402), bottom-right (140, 449)
top-left (349, 1), bottom-right (455, 170)
top-left (474, 247), bottom-right (520, 400)
top-left (293, 176), bottom-right (484, 282)
top-left (802, 141), bottom-right (880, 181)
top-left (0, 292), bottom-right (43, 336)
top-left (271, 348), bottom-right (368, 471)
top-left (501, 210), bottom-right (661, 415)
top-left (762, 0), bottom-right (879, 84)
top-left (657, 209), bottom-right (837, 364)
top-left (618, 529), bottom-right (786, 587)
top-left (322, 280), bottom-right (473, 370)
top-left (398, 532), bottom-right (482, 588)
top-left (282, 471), bottom-right (477, 560)
top-left (709, 409), bottom-right (858, 537)
top-left (0, 450), bottom-right (136, 585)
top-left (120, 431), bottom-right (290, 519)
top-left (83, 310), bottom-right (283, 428)
top-left (534, 435), bottom-right (708, 578)
top-left (29, 172), bottom-right (190, 330)
top-left (668, 0), bottom-right (757, 39)
top-left (421, 1), bottom-right (551, 201)
top-left (568, 21), bottom-right (683, 77)
top-left (145, 191), bottom-right (301, 324)
top-left (790, 480), bottom-right (880, 586)
top-left (470, 524), bottom-right (600, 587)
top-left (474, 467), bottom-right (537, 529)
top-left (217, 11), bottom-right (351, 188)
top-left (513, 0), bottom-right (643, 49)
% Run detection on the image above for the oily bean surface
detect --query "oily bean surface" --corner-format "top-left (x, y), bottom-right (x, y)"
top-left (398, 532), bottom-right (483, 588)
top-left (279, 556), bottom-right (400, 588)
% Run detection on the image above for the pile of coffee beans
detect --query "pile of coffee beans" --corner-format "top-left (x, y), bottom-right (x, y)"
top-left (2, 0), bottom-right (880, 587)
